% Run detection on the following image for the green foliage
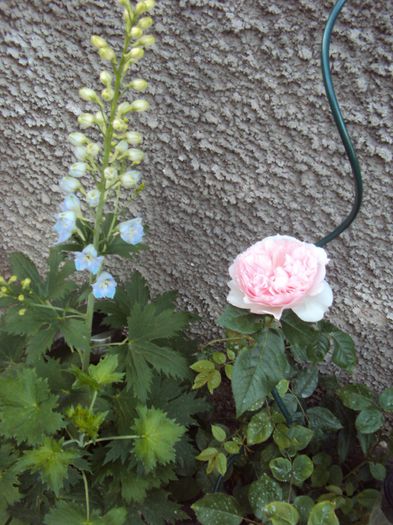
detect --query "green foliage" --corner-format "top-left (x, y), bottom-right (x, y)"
top-left (191, 493), bottom-right (243, 525)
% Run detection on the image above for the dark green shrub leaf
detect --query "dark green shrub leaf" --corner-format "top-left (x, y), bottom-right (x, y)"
top-left (294, 496), bottom-right (314, 523)
top-left (306, 407), bottom-right (343, 431)
top-left (355, 409), bottom-right (384, 434)
top-left (330, 331), bottom-right (356, 371)
top-left (281, 311), bottom-right (317, 349)
top-left (337, 384), bottom-right (374, 411)
top-left (211, 425), bottom-right (226, 442)
top-left (247, 410), bottom-right (273, 445)
top-left (44, 502), bottom-right (127, 525)
top-left (270, 457), bottom-right (292, 482)
top-left (0, 444), bottom-right (21, 509)
top-left (355, 488), bottom-right (380, 510)
top-left (293, 367), bottom-right (318, 398)
top-left (60, 318), bottom-right (90, 353)
top-left (248, 474), bottom-right (283, 519)
top-left (192, 494), bottom-right (243, 525)
top-left (263, 501), bottom-right (299, 525)
top-left (9, 252), bottom-right (43, 294)
top-left (307, 502), bottom-right (338, 525)
top-left (217, 305), bottom-right (261, 334)
top-left (358, 432), bottom-right (377, 455)
top-left (232, 329), bottom-right (289, 416)
top-left (287, 425), bottom-right (314, 453)
top-left (292, 455), bottom-right (314, 487)
top-left (369, 462), bottom-right (386, 481)
top-left (379, 388), bottom-right (393, 412)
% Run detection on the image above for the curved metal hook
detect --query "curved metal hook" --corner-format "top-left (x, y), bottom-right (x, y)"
top-left (316, 0), bottom-right (363, 247)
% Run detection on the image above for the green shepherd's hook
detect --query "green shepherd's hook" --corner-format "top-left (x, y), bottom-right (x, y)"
top-left (316, 0), bottom-right (363, 247)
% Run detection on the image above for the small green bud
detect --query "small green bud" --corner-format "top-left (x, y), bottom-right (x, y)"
top-left (21, 278), bottom-right (31, 289)
top-left (117, 101), bottom-right (133, 114)
top-left (126, 131), bottom-right (143, 145)
top-left (113, 118), bottom-right (128, 132)
top-left (8, 275), bottom-right (17, 284)
top-left (95, 112), bottom-right (105, 127)
top-left (139, 35), bottom-right (155, 47)
top-left (18, 294), bottom-right (25, 302)
top-left (68, 132), bottom-right (88, 146)
top-left (91, 35), bottom-right (108, 49)
top-left (102, 87), bottom-right (114, 101)
top-left (118, 0), bottom-right (131, 7)
top-left (79, 87), bottom-right (99, 103)
top-left (128, 47), bottom-right (144, 60)
top-left (0, 286), bottom-right (8, 294)
top-left (78, 113), bottom-right (95, 129)
top-left (130, 26), bottom-right (143, 39)
top-left (138, 16), bottom-right (153, 30)
top-left (104, 167), bottom-right (118, 183)
top-left (144, 0), bottom-right (156, 9)
top-left (136, 0), bottom-right (155, 15)
top-left (130, 99), bottom-right (150, 112)
top-left (129, 78), bottom-right (148, 92)
top-left (115, 140), bottom-right (129, 154)
top-left (128, 148), bottom-right (144, 163)
top-left (18, 308), bottom-right (26, 316)
top-left (99, 46), bottom-right (116, 62)
top-left (86, 143), bottom-right (100, 158)
top-left (99, 71), bottom-right (112, 86)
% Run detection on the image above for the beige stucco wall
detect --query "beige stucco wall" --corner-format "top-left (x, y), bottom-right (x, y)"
top-left (1, 0), bottom-right (392, 388)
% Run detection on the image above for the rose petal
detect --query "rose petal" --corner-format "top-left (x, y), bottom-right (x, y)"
top-left (227, 281), bottom-right (249, 310)
top-left (291, 281), bottom-right (333, 322)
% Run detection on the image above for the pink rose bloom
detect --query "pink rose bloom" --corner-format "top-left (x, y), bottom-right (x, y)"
top-left (227, 235), bottom-right (333, 322)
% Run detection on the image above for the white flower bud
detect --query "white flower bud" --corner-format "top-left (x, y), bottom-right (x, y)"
top-left (86, 189), bottom-right (100, 207)
top-left (79, 87), bottom-right (99, 102)
top-left (128, 47), bottom-right (144, 60)
top-left (120, 170), bottom-right (141, 188)
top-left (130, 99), bottom-right (150, 112)
top-left (138, 16), bottom-right (153, 30)
top-left (99, 47), bottom-right (116, 62)
top-left (102, 88), bottom-right (114, 101)
top-left (139, 35), bottom-right (155, 47)
top-left (127, 148), bottom-right (144, 163)
top-left (115, 140), bottom-right (129, 154)
top-left (86, 143), bottom-right (100, 158)
top-left (95, 112), bottom-right (105, 127)
top-left (100, 71), bottom-right (112, 86)
top-left (78, 113), bottom-right (95, 129)
top-left (104, 167), bottom-right (118, 183)
top-left (69, 162), bottom-right (87, 178)
top-left (117, 102), bottom-right (133, 115)
top-left (113, 118), bottom-right (128, 132)
top-left (144, 0), bottom-right (156, 9)
top-left (73, 146), bottom-right (88, 160)
top-left (126, 131), bottom-right (143, 145)
top-left (59, 176), bottom-right (81, 194)
top-left (129, 79), bottom-right (148, 92)
top-left (91, 35), bottom-right (108, 49)
top-left (119, 0), bottom-right (131, 7)
top-left (136, 1), bottom-right (155, 15)
top-left (68, 132), bottom-right (87, 146)
top-left (130, 27), bottom-right (143, 39)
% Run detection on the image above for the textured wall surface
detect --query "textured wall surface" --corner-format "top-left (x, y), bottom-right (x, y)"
top-left (0, 0), bottom-right (392, 387)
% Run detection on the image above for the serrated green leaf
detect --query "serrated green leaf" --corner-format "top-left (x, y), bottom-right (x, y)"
top-left (217, 305), bottom-right (262, 334)
top-left (355, 409), bottom-right (384, 434)
top-left (306, 407), bottom-right (343, 432)
top-left (132, 489), bottom-right (189, 525)
top-left (0, 332), bottom-right (25, 368)
top-left (0, 444), bottom-right (21, 509)
top-left (89, 354), bottom-right (124, 387)
top-left (60, 318), bottom-right (90, 353)
top-left (307, 502), bottom-right (338, 525)
top-left (264, 501), bottom-right (299, 525)
top-left (192, 494), bottom-right (243, 525)
top-left (132, 406), bottom-right (185, 471)
top-left (0, 368), bottom-right (64, 445)
top-left (330, 331), bottom-right (356, 371)
top-left (293, 367), bottom-right (318, 398)
top-left (128, 302), bottom-right (189, 342)
top-left (190, 360), bottom-right (215, 372)
top-left (270, 457), bottom-right (292, 482)
top-left (17, 438), bottom-right (79, 495)
top-left (232, 329), bottom-right (289, 416)
top-left (337, 384), bottom-right (374, 410)
top-left (9, 252), bottom-right (43, 294)
top-left (292, 455), bottom-right (314, 487)
top-left (44, 502), bottom-right (127, 525)
top-left (247, 410), bottom-right (273, 445)
top-left (26, 326), bottom-right (58, 364)
top-left (45, 248), bottom-right (76, 300)
top-left (379, 387), bottom-right (393, 412)
top-left (248, 474), bottom-right (283, 520)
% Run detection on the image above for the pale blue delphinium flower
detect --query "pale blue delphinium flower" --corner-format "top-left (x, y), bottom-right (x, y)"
top-left (74, 244), bottom-right (103, 275)
top-left (69, 162), bottom-right (87, 178)
top-left (53, 211), bottom-right (77, 243)
top-left (86, 189), bottom-right (100, 207)
top-left (60, 194), bottom-right (82, 216)
top-left (92, 271), bottom-right (117, 299)
top-left (119, 218), bottom-right (144, 245)
top-left (59, 176), bottom-right (80, 194)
